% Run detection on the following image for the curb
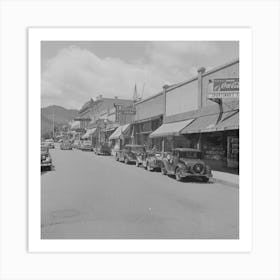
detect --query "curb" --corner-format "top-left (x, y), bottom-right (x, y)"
top-left (213, 177), bottom-right (239, 188)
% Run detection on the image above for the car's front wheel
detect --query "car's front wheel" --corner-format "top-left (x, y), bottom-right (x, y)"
top-left (147, 163), bottom-right (153, 172)
top-left (175, 168), bottom-right (182, 181)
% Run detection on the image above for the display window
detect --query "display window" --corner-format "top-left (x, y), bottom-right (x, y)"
top-left (202, 132), bottom-right (226, 161)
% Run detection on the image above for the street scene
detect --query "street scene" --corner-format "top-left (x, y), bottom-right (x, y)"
top-left (41, 41), bottom-right (239, 239)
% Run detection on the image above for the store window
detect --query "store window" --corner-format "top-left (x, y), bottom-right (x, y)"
top-left (202, 132), bottom-right (225, 161)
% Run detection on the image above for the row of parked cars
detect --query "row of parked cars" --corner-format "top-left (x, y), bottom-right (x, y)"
top-left (41, 139), bottom-right (54, 171)
top-left (115, 145), bottom-right (213, 182)
top-left (60, 139), bottom-right (111, 155)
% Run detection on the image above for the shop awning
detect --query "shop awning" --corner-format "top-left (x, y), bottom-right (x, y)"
top-left (70, 121), bottom-right (80, 130)
top-left (105, 123), bottom-right (119, 132)
top-left (181, 114), bottom-right (220, 134)
top-left (109, 124), bottom-right (130, 140)
top-left (215, 111), bottom-right (239, 131)
top-left (81, 128), bottom-right (97, 139)
top-left (149, 119), bottom-right (194, 138)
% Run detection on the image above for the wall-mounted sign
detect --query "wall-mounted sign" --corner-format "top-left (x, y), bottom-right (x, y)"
top-left (208, 78), bottom-right (239, 99)
top-left (119, 108), bottom-right (136, 115)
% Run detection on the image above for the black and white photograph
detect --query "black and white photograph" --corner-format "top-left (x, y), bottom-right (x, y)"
top-left (40, 40), bottom-right (239, 240)
top-left (2, 0), bottom-right (280, 279)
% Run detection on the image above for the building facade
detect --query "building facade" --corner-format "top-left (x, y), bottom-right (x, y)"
top-left (133, 92), bottom-right (164, 150)
top-left (76, 95), bottom-right (134, 148)
top-left (149, 58), bottom-right (239, 172)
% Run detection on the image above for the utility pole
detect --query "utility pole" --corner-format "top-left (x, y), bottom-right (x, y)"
top-left (52, 106), bottom-right (55, 140)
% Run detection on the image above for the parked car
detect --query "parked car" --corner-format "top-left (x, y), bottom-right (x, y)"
top-left (44, 139), bottom-right (55, 149)
top-left (160, 148), bottom-right (212, 182)
top-left (80, 140), bottom-right (93, 151)
top-left (140, 151), bottom-right (163, 171)
top-left (72, 140), bottom-right (81, 149)
top-left (115, 144), bottom-right (146, 164)
top-left (60, 140), bottom-right (72, 150)
top-left (95, 143), bottom-right (111, 155)
top-left (41, 145), bottom-right (52, 171)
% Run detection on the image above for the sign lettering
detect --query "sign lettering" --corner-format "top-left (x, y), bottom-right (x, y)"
top-left (208, 78), bottom-right (239, 99)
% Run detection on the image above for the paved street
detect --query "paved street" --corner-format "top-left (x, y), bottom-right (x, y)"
top-left (41, 146), bottom-right (239, 239)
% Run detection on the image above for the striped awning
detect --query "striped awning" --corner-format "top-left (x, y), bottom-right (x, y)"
top-left (215, 111), bottom-right (239, 131)
top-left (181, 111), bottom-right (239, 134)
top-left (70, 121), bottom-right (80, 130)
top-left (81, 128), bottom-right (97, 139)
top-left (149, 119), bottom-right (194, 138)
top-left (109, 124), bottom-right (130, 140)
top-left (181, 114), bottom-right (220, 134)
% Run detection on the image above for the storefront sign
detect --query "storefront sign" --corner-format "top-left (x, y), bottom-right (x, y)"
top-left (208, 78), bottom-right (239, 99)
top-left (119, 108), bottom-right (136, 115)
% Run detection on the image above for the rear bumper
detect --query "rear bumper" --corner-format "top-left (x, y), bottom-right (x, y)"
top-left (41, 162), bottom-right (52, 167)
top-left (180, 170), bottom-right (212, 178)
top-left (127, 158), bottom-right (137, 163)
top-left (81, 147), bottom-right (92, 150)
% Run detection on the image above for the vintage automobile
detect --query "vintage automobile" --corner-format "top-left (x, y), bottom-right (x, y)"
top-left (41, 145), bottom-right (52, 171)
top-left (95, 143), bottom-right (111, 155)
top-left (60, 140), bottom-right (72, 150)
top-left (115, 144), bottom-right (146, 164)
top-left (160, 148), bottom-right (212, 182)
top-left (140, 151), bottom-right (163, 171)
top-left (44, 139), bottom-right (55, 149)
top-left (72, 140), bottom-right (81, 149)
top-left (80, 140), bottom-right (93, 151)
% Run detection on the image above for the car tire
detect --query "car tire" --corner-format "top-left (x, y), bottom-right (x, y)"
top-left (175, 168), bottom-right (182, 181)
top-left (147, 163), bottom-right (153, 172)
top-left (202, 177), bottom-right (209, 183)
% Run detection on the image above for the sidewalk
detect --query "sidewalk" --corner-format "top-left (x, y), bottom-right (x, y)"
top-left (212, 171), bottom-right (239, 188)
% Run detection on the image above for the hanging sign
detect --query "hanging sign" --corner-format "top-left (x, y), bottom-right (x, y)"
top-left (208, 78), bottom-right (239, 99)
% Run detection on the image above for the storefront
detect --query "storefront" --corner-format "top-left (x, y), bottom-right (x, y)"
top-left (133, 91), bottom-right (164, 150)
top-left (134, 115), bottom-right (163, 150)
top-left (81, 128), bottom-right (98, 147)
top-left (108, 124), bottom-right (132, 154)
top-left (149, 105), bottom-right (239, 172)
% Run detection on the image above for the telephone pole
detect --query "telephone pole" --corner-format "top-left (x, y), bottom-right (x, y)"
top-left (52, 106), bottom-right (55, 140)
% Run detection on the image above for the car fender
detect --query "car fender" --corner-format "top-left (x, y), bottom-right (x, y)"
top-left (161, 159), bottom-right (169, 169)
top-left (176, 163), bottom-right (185, 169)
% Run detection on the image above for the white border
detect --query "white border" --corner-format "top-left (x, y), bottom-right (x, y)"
top-left (28, 27), bottom-right (252, 253)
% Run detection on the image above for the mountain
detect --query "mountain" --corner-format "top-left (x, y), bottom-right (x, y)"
top-left (41, 105), bottom-right (78, 136)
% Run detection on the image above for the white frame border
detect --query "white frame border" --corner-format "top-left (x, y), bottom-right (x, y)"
top-left (28, 27), bottom-right (252, 253)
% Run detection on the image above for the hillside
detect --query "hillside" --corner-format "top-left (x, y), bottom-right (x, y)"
top-left (41, 105), bottom-right (78, 136)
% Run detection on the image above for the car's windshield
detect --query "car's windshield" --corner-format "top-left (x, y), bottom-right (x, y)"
top-left (178, 151), bottom-right (201, 159)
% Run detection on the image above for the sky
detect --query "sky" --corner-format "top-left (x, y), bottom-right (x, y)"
top-left (41, 41), bottom-right (239, 110)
